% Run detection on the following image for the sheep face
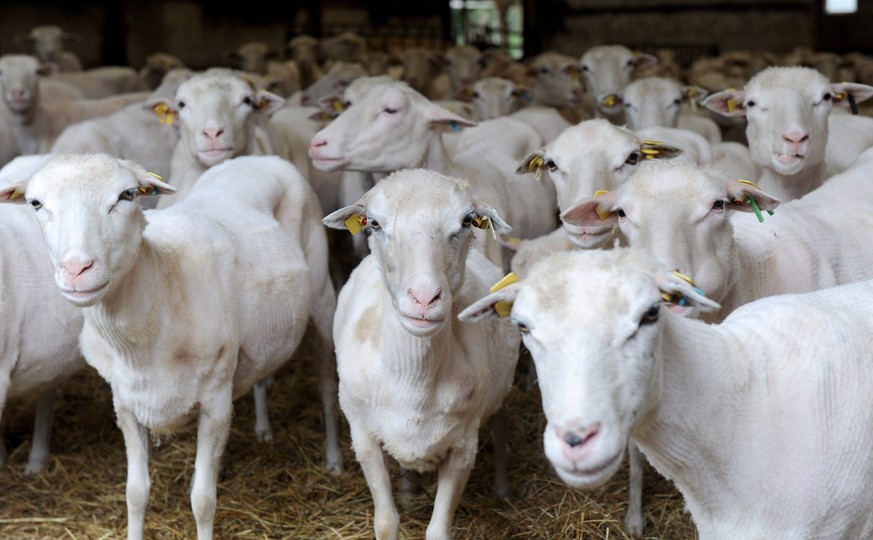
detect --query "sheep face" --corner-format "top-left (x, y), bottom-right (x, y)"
top-left (622, 76), bottom-right (684, 131)
top-left (467, 77), bottom-right (522, 121)
top-left (325, 169), bottom-right (505, 337)
top-left (5, 154), bottom-right (174, 307)
top-left (166, 69), bottom-right (283, 168)
top-left (309, 81), bottom-right (474, 173)
top-left (581, 45), bottom-right (655, 118)
top-left (528, 52), bottom-right (585, 109)
top-left (0, 54), bottom-right (46, 112)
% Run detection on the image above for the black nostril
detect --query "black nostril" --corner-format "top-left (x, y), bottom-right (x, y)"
top-left (564, 433), bottom-right (584, 447)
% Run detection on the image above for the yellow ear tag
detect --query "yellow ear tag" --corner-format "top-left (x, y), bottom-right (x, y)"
top-left (640, 148), bottom-right (661, 159)
top-left (834, 91), bottom-right (847, 103)
top-left (602, 95), bottom-right (617, 107)
top-left (9, 189), bottom-right (24, 200)
top-left (345, 214), bottom-right (366, 235)
top-left (332, 99), bottom-right (345, 112)
top-left (726, 98), bottom-right (737, 113)
top-left (146, 171), bottom-right (163, 181)
top-left (527, 156), bottom-right (545, 182)
top-left (490, 271), bottom-right (519, 318)
top-left (593, 190), bottom-right (611, 221)
top-left (473, 216), bottom-right (497, 240)
top-left (153, 103), bottom-right (174, 125)
top-left (736, 178), bottom-right (760, 189)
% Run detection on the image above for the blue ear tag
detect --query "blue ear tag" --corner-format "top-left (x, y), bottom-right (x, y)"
top-left (449, 120), bottom-right (460, 132)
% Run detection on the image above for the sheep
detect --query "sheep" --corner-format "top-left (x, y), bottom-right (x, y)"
top-left (308, 78), bottom-right (555, 270)
top-left (146, 67), bottom-right (285, 208)
top-left (51, 68), bottom-right (193, 186)
top-left (702, 66), bottom-right (873, 201)
top-left (0, 152), bottom-right (343, 540)
top-left (138, 52), bottom-right (187, 91)
top-left (523, 51), bottom-right (589, 122)
top-left (561, 158), bottom-right (873, 322)
top-left (15, 25), bottom-right (83, 72)
top-left (621, 75), bottom-right (723, 144)
top-left (0, 54), bottom-right (150, 157)
top-left (298, 60), bottom-right (368, 107)
top-left (578, 44), bottom-right (657, 124)
top-left (323, 168), bottom-right (520, 540)
top-left (0, 155), bottom-right (85, 475)
top-left (285, 34), bottom-right (325, 90)
top-left (395, 46), bottom-right (452, 100)
top-left (459, 246), bottom-right (873, 540)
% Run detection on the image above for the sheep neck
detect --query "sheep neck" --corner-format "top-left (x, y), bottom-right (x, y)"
top-left (757, 160), bottom-right (827, 202)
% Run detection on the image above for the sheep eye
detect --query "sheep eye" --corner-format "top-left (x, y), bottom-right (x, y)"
top-left (581, 65), bottom-right (590, 72)
top-left (119, 188), bottom-right (138, 202)
top-left (617, 209), bottom-right (627, 218)
top-left (823, 93), bottom-right (833, 102)
top-left (672, 98), bottom-right (682, 106)
top-left (640, 304), bottom-right (660, 325)
top-left (625, 151), bottom-right (640, 165)
top-left (30, 199), bottom-right (42, 210)
top-left (745, 100), bottom-right (756, 108)
top-left (626, 59), bottom-right (635, 67)
top-left (243, 96), bottom-right (254, 106)
top-left (472, 91), bottom-right (480, 99)
top-left (539, 67), bottom-right (549, 75)
top-left (516, 321), bottom-right (530, 334)
top-left (369, 218), bottom-right (381, 230)
top-left (712, 199), bottom-right (726, 210)
top-left (177, 101), bottom-right (186, 109)
top-left (383, 107), bottom-right (398, 114)
top-left (545, 159), bottom-right (558, 172)
top-left (462, 212), bottom-right (476, 227)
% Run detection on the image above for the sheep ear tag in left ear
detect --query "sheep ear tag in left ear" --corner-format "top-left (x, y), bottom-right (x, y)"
top-left (490, 272), bottom-right (519, 318)
top-left (345, 214), bottom-right (366, 235)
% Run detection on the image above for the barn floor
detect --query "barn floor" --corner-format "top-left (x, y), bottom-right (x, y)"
top-left (0, 346), bottom-right (696, 539)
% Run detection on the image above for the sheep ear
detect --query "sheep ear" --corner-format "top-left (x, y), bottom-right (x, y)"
top-left (702, 89), bottom-right (747, 117)
top-left (655, 271), bottom-right (721, 313)
top-left (121, 161), bottom-right (176, 196)
top-left (725, 179), bottom-right (780, 215)
top-left (323, 203), bottom-right (367, 234)
top-left (254, 89), bottom-right (285, 114)
top-left (561, 191), bottom-right (620, 227)
top-left (632, 51), bottom-right (659, 71)
top-left (516, 150), bottom-right (546, 176)
top-left (682, 85), bottom-right (709, 103)
top-left (472, 201), bottom-right (511, 235)
top-left (0, 181), bottom-right (30, 204)
top-left (317, 93), bottom-right (346, 113)
top-left (831, 82), bottom-right (873, 111)
top-left (640, 139), bottom-right (684, 160)
top-left (424, 102), bottom-right (477, 131)
top-left (145, 98), bottom-right (179, 126)
top-left (458, 282), bottom-right (522, 322)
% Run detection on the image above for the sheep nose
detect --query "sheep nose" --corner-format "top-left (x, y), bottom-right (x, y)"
top-left (408, 287), bottom-right (442, 307)
top-left (202, 127), bottom-right (224, 141)
top-left (783, 131), bottom-right (809, 145)
top-left (562, 423), bottom-right (600, 448)
top-left (310, 138), bottom-right (327, 148)
top-left (61, 258), bottom-right (94, 278)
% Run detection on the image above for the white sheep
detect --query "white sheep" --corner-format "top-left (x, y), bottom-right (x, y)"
top-left (146, 67), bottom-right (285, 208)
top-left (561, 158), bottom-right (873, 322)
top-left (703, 66), bottom-right (873, 201)
top-left (308, 78), bottom-right (555, 270)
top-left (0, 153), bottom-right (342, 540)
top-left (579, 44), bottom-right (657, 124)
top-left (49, 65), bottom-right (150, 98)
top-left (523, 51), bottom-right (589, 122)
top-left (621, 75), bottom-right (723, 144)
top-left (227, 41), bottom-right (300, 98)
top-left (0, 54), bottom-right (150, 156)
top-left (0, 155), bottom-right (85, 475)
top-left (459, 246), bottom-right (873, 540)
top-left (15, 25), bottom-right (83, 72)
top-left (323, 168), bottom-right (520, 540)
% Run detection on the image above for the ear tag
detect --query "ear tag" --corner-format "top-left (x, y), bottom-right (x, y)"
top-left (640, 148), bottom-right (661, 159)
top-left (10, 189), bottom-right (24, 200)
top-left (345, 214), bottom-right (366, 235)
top-left (332, 99), bottom-right (345, 112)
top-left (726, 97), bottom-right (737, 113)
top-left (849, 93), bottom-right (858, 115)
top-left (834, 91), bottom-right (847, 104)
top-left (473, 216), bottom-right (497, 240)
top-left (449, 120), bottom-right (461, 132)
top-left (527, 155), bottom-right (545, 181)
top-left (736, 179), bottom-right (774, 220)
top-left (565, 66), bottom-right (581, 80)
top-left (593, 190), bottom-right (611, 221)
top-left (522, 90), bottom-right (533, 103)
top-left (153, 103), bottom-right (174, 124)
top-left (490, 271), bottom-right (519, 318)
top-left (663, 270), bottom-right (706, 305)
top-left (602, 94), bottom-right (617, 107)
top-left (146, 171), bottom-right (163, 181)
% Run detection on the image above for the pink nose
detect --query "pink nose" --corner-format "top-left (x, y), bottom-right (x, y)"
top-left (407, 287), bottom-right (442, 308)
top-left (202, 127), bottom-right (224, 141)
top-left (61, 258), bottom-right (93, 278)
top-left (783, 131), bottom-right (809, 145)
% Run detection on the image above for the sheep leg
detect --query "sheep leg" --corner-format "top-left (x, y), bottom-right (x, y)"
top-left (426, 445), bottom-right (476, 540)
top-left (0, 373), bottom-right (9, 468)
top-left (310, 288), bottom-right (344, 475)
top-left (25, 386), bottom-right (57, 475)
top-left (190, 388), bottom-right (233, 540)
top-left (624, 440), bottom-right (645, 537)
top-left (351, 426), bottom-right (399, 540)
top-left (489, 405), bottom-right (510, 500)
top-left (116, 407), bottom-right (150, 540)
top-left (252, 375), bottom-right (273, 442)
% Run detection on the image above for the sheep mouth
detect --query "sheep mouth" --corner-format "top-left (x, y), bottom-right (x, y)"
top-left (199, 147), bottom-right (234, 159)
top-left (311, 156), bottom-right (348, 172)
top-left (553, 451), bottom-right (623, 488)
top-left (399, 313), bottom-right (447, 335)
top-left (774, 152), bottom-right (805, 165)
top-left (60, 282), bottom-right (109, 306)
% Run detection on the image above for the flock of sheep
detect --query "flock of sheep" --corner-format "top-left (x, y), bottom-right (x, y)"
top-left (1, 22), bottom-right (873, 540)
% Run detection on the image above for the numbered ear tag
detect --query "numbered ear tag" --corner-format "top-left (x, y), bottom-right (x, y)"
top-left (332, 99), bottom-right (346, 112)
top-left (345, 214), bottom-right (366, 235)
top-left (10, 189), bottom-right (24, 200)
top-left (527, 156), bottom-right (545, 181)
top-left (593, 190), bottom-right (611, 221)
top-left (490, 271), bottom-right (519, 318)
top-left (726, 98), bottom-right (737, 113)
